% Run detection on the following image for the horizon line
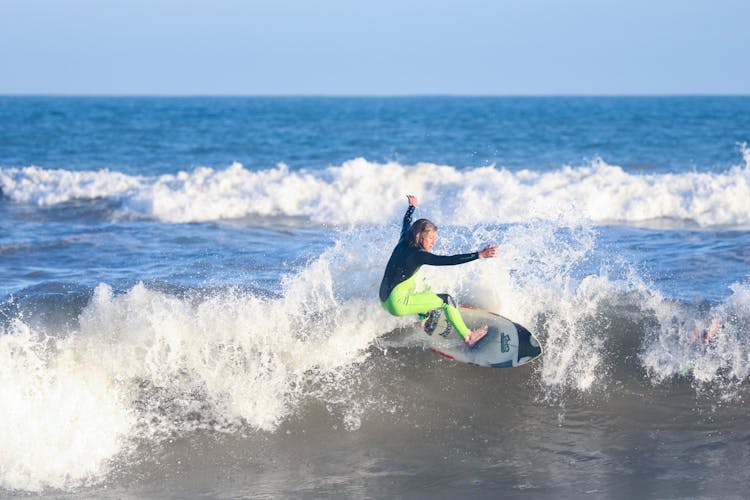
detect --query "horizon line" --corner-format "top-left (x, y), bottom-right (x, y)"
top-left (1, 92), bottom-right (749, 99)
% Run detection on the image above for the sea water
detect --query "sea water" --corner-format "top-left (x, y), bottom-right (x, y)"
top-left (1, 96), bottom-right (749, 498)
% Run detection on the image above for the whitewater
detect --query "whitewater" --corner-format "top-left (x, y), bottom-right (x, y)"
top-left (2, 148), bottom-right (750, 227)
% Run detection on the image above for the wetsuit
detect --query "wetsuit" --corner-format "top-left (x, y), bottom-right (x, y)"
top-left (379, 205), bottom-right (478, 339)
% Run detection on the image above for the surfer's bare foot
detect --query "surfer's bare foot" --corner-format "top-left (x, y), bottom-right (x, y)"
top-left (465, 325), bottom-right (488, 348)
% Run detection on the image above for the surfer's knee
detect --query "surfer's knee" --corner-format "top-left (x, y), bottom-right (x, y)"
top-left (437, 293), bottom-right (456, 308)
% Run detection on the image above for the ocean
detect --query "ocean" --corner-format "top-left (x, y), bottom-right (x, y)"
top-left (1, 96), bottom-right (750, 498)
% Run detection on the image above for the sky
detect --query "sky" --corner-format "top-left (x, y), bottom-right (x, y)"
top-left (1, 0), bottom-right (748, 96)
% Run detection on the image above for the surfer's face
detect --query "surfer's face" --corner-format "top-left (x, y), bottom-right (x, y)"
top-left (422, 230), bottom-right (437, 252)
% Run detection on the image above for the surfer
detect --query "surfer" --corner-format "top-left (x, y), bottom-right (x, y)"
top-left (379, 195), bottom-right (499, 348)
top-left (693, 316), bottom-right (722, 347)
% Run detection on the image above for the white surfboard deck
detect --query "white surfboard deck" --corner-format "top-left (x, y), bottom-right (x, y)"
top-left (421, 306), bottom-right (542, 368)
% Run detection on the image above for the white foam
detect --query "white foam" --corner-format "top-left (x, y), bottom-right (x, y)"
top-left (2, 145), bottom-right (750, 227)
top-left (0, 165), bottom-right (141, 205)
top-left (0, 319), bottom-right (134, 492)
top-left (0, 261), bottom-right (398, 491)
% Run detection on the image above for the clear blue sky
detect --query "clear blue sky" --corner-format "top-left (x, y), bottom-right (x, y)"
top-left (1, 0), bottom-right (748, 95)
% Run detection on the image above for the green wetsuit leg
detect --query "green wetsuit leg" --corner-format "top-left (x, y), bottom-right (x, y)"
top-left (381, 274), bottom-right (471, 339)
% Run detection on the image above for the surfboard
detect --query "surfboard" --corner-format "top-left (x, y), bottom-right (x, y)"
top-left (421, 305), bottom-right (542, 368)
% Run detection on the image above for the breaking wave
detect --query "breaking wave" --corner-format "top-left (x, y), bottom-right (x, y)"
top-left (2, 144), bottom-right (749, 228)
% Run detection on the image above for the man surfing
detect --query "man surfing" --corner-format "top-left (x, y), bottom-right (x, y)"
top-left (379, 195), bottom-right (499, 347)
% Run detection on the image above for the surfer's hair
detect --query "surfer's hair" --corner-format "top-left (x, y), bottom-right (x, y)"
top-left (407, 218), bottom-right (438, 248)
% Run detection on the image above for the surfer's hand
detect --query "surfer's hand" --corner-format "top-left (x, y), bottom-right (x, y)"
top-left (478, 245), bottom-right (498, 259)
top-left (406, 195), bottom-right (418, 207)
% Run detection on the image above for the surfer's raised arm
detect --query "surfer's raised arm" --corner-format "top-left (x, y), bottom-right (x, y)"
top-left (400, 195), bottom-right (418, 238)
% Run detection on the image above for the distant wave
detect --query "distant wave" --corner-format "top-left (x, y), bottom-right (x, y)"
top-left (1, 145), bottom-right (750, 228)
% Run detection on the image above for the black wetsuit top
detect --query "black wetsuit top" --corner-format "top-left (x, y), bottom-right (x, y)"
top-left (378, 205), bottom-right (479, 302)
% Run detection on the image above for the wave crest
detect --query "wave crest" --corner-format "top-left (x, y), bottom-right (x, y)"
top-left (2, 147), bottom-right (750, 227)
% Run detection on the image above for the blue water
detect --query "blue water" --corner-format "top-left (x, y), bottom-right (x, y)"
top-left (3, 96), bottom-right (747, 174)
top-left (1, 96), bottom-right (750, 498)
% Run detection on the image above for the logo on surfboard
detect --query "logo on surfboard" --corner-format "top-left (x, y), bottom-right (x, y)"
top-left (500, 333), bottom-right (511, 352)
top-left (423, 310), bottom-right (453, 338)
top-left (423, 311), bottom-right (438, 335)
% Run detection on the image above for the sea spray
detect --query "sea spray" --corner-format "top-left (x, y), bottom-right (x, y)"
top-left (495, 218), bottom-right (605, 392)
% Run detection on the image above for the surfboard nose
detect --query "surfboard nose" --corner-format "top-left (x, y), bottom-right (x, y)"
top-left (514, 322), bottom-right (543, 359)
